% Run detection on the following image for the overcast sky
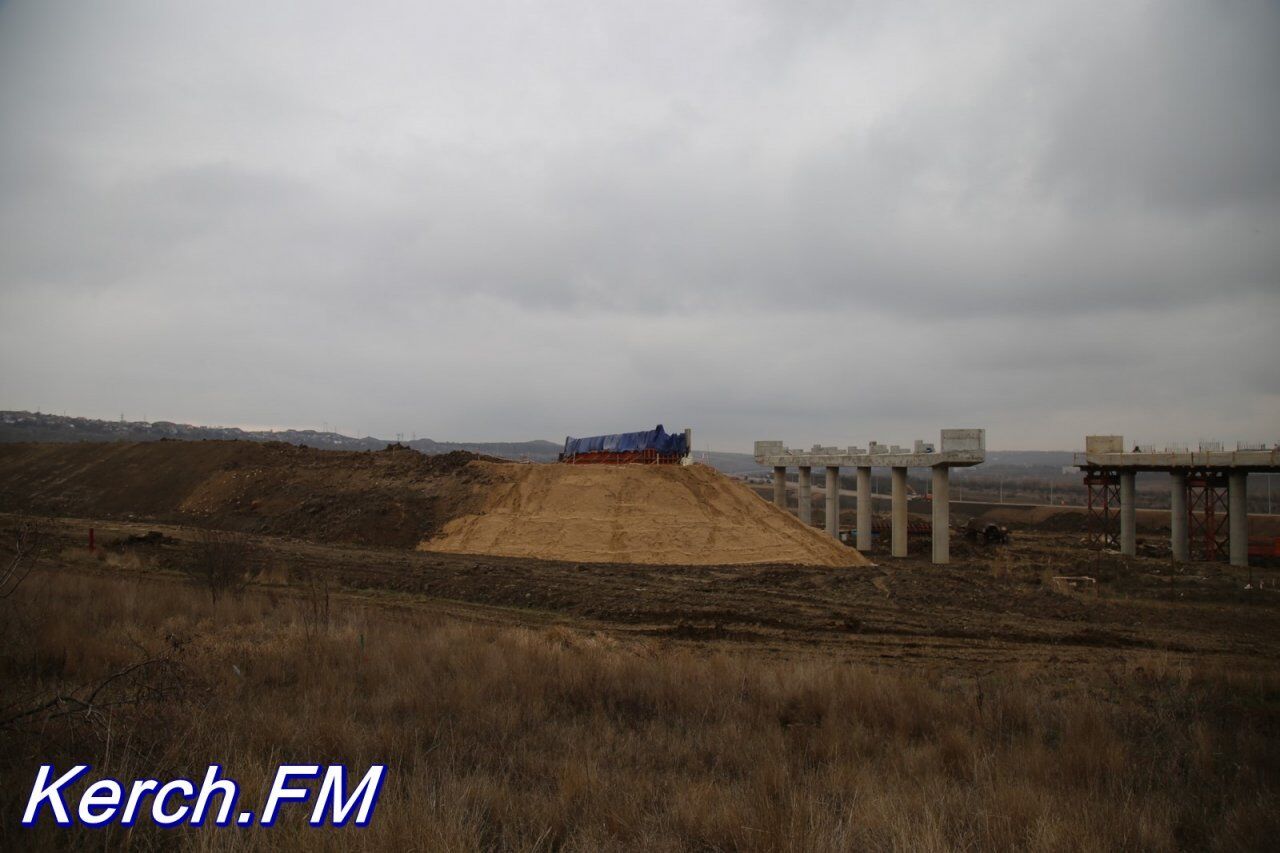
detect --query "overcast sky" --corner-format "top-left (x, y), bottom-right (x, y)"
top-left (1, 1), bottom-right (1277, 451)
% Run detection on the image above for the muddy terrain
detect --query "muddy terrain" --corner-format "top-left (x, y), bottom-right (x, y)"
top-left (5, 440), bottom-right (1278, 680)
top-left (17, 512), bottom-right (1277, 682)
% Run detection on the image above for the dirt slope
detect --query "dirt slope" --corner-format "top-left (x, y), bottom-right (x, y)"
top-left (420, 462), bottom-right (869, 567)
top-left (0, 441), bottom-right (484, 547)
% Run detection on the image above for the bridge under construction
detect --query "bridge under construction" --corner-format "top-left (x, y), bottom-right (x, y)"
top-left (1076, 435), bottom-right (1280, 567)
top-left (754, 429), bottom-right (986, 564)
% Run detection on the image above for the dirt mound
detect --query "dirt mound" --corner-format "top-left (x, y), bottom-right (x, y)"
top-left (974, 506), bottom-right (1089, 532)
top-left (0, 441), bottom-right (489, 547)
top-left (419, 462), bottom-right (868, 567)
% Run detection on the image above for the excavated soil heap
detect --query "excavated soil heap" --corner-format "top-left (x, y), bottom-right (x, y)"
top-left (0, 441), bottom-right (487, 548)
top-left (420, 462), bottom-right (869, 567)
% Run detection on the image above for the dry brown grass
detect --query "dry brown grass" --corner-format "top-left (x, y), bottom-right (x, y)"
top-left (2, 567), bottom-right (1278, 851)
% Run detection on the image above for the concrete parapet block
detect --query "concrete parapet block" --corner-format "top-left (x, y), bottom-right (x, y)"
top-left (1086, 435), bottom-right (1124, 454)
top-left (941, 429), bottom-right (986, 454)
top-left (754, 440), bottom-right (784, 462)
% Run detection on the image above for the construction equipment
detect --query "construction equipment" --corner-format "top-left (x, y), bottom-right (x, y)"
top-left (965, 520), bottom-right (1011, 545)
top-left (560, 425), bottom-right (692, 465)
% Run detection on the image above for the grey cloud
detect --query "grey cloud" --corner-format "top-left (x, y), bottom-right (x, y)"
top-left (0, 0), bottom-right (1276, 449)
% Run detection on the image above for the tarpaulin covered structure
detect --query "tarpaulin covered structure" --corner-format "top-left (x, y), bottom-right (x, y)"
top-left (561, 425), bottom-right (690, 464)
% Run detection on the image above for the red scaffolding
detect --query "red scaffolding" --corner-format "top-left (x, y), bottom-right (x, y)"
top-left (1186, 470), bottom-right (1229, 562)
top-left (1084, 467), bottom-right (1120, 550)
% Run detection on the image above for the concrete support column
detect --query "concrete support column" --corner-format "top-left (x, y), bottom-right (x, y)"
top-left (798, 466), bottom-right (812, 525)
top-left (1170, 471), bottom-right (1189, 563)
top-left (1229, 471), bottom-right (1248, 568)
top-left (856, 467), bottom-right (872, 552)
top-left (773, 466), bottom-right (787, 509)
top-left (931, 466), bottom-right (950, 565)
top-left (890, 466), bottom-right (908, 558)
top-left (825, 466), bottom-right (840, 539)
top-left (1119, 471), bottom-right (1137, 556)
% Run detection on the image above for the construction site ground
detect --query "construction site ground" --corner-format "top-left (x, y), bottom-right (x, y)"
top-left (5, 440), bottom-right (1277, 685)
top-left (18, 511), bottom-right (1280, 682)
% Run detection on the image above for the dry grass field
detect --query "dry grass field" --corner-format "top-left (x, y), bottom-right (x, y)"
top-left (3, 557), bottom-right (1278, 851)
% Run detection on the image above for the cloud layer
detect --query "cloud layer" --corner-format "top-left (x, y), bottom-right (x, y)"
top-left (2, 0), bottom-right (1277, 449)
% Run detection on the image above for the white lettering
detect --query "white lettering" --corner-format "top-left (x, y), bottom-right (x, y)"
top-left (78, 779), bottom-right (122, 826)
top-left (311, 765), bottom-right (386, 826)
top-left (261, 765), bottom-right (319, 825)
top-left (191, 765), bottom-right (238, 825)
top-left (152, 779), bottom-right (195, 826)
top-left (22, 765), bottom-right (88, 826)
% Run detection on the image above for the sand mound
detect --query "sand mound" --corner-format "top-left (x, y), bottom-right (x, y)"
top-left (419, 462), bottom-right (869, 567)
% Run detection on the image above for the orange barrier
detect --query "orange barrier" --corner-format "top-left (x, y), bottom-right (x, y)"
top-left (1248, 537), bottom-right (1280, 558)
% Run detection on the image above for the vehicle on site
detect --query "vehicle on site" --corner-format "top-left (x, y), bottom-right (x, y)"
top-left (560, 424), bottom-right (692, 465)
top-left (964, 520), bottom-right (1011, 545)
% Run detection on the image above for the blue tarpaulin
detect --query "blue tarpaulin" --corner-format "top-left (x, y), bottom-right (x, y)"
top-left (562, 425), bottom-right (688, 457)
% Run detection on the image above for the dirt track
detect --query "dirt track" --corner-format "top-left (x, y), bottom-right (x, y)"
top-left (25, 512), bottom-right (1280, 680)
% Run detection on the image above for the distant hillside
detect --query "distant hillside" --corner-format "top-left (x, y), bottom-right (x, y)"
top-left (410, 437), bottom-right (562, 462)
top-left (695, 451), bottom-right (766, 475)
top-left (979, 450), bottom-right (1076, 469)
top-left (0, 411), bottom-right (1076, 477)
top-left (0, 411), bottom-right (562, 462)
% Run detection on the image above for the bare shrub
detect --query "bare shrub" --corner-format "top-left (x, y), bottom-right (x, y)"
top-left (185, 529), bottom-right (265, 603)
top-left (294, 566), bottom-right (332, 641)
top-left (1, 655), bottom-right (186, 737)
top-left (1, 519), bottom-right (42, 600)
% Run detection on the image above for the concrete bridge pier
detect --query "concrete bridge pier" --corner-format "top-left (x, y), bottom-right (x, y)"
top-left (773, 466), bottom-right (787, 509)
top-left (1170, 471), bottom-right (1188, 562)
top-left (891, 466), bottom-right (908, 557)
top-left (1073, 436), bottom-right (1274, 569)
top-left (798, 466), bottom-right (813, 525)
top-left (1119, 471), bottom-right (1137, 556)
top-left (856, 466), bottom-right (872, 552)
top-left (1229, 472), bottom-right (1248, 567)
top-left (825, 466), bottom-right (839, 539)
top-left (931, 466), bottom-right (950, 564)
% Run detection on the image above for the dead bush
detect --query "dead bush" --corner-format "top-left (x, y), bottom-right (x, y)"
top-left (1, 518), bottom-right (42, 600)
top-left (185, 529), bottom-right (266, 603)
top-left (293, 566), bottom-right (332, 642)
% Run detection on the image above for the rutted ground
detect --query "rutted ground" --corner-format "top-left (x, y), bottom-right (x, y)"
top-left (4, 440), bottom-right (1278, 678)
top-left (24, 514), bottom-right (1280, 679)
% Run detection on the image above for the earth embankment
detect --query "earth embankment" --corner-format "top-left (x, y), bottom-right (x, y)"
top-left (421, 462), bottom-right (869, 567)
